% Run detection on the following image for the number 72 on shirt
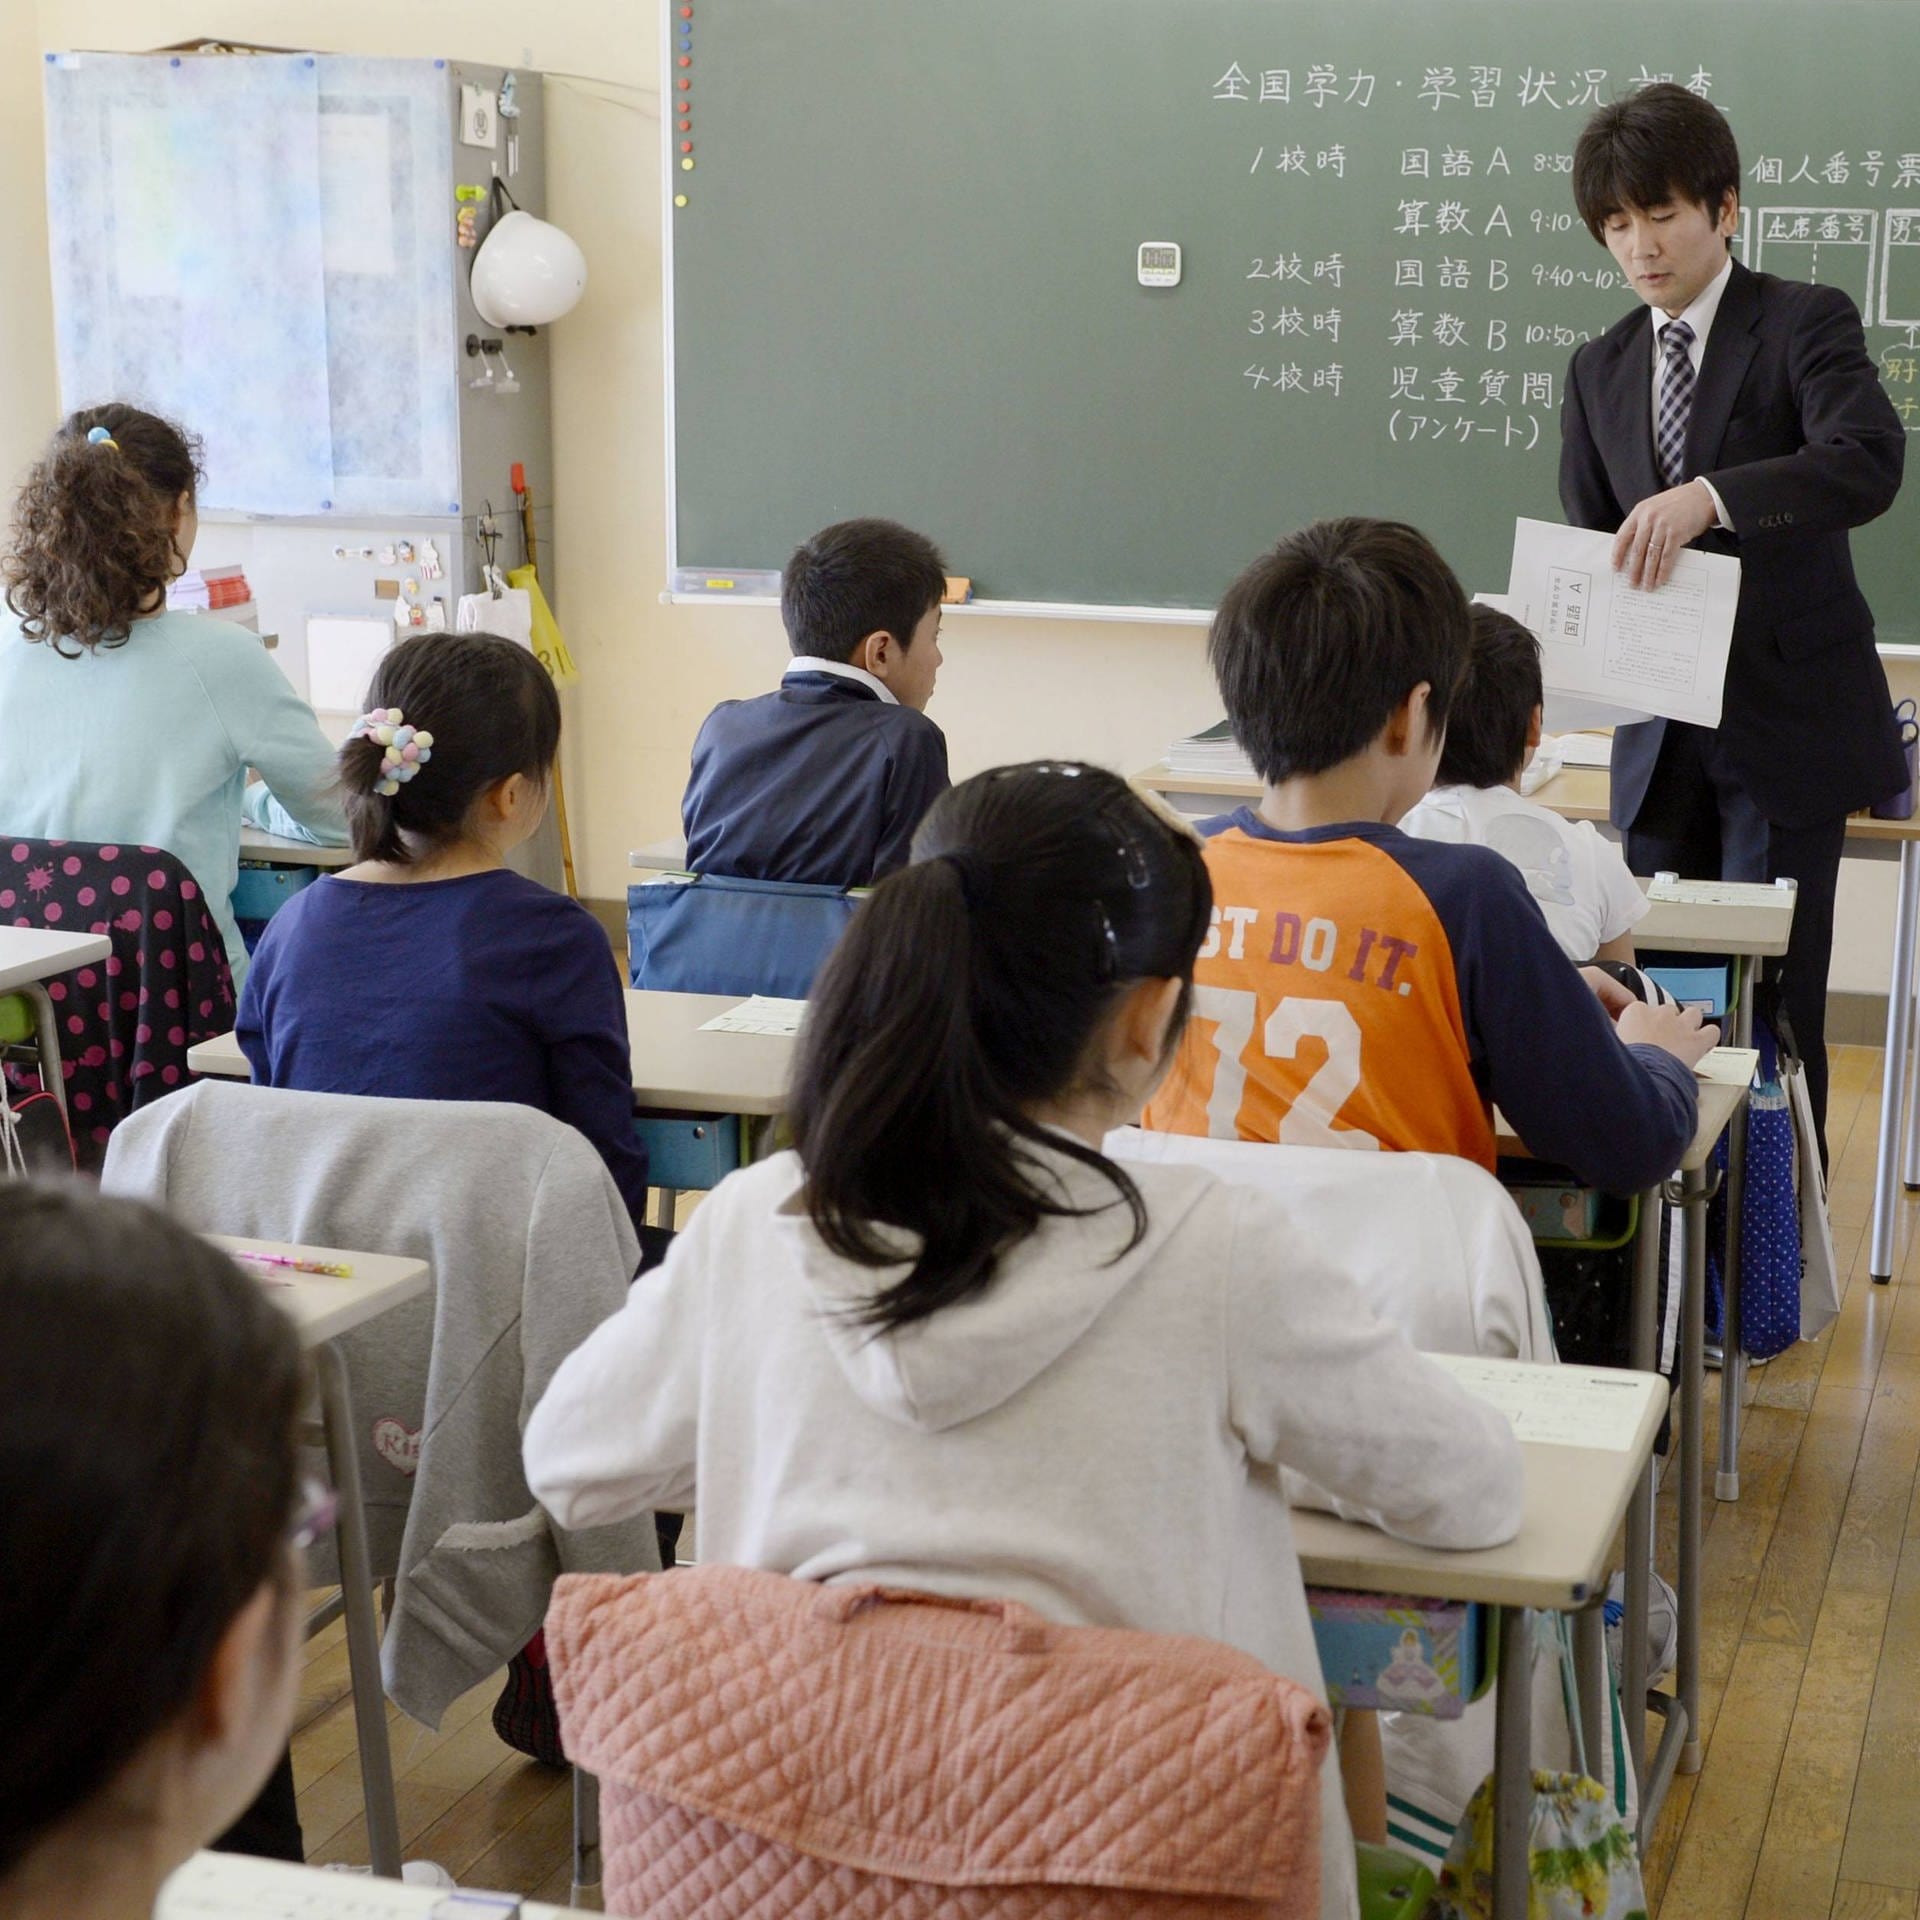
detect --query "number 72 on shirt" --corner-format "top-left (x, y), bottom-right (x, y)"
top-left (1184, 986), bottom-right (1382, 1152)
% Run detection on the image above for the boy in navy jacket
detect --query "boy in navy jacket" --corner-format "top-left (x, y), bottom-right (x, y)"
top-left (681, 518), bottom-right (951, 885)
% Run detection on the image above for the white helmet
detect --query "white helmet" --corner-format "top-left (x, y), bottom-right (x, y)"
top-left (470, 210), bottom-right (587, 328)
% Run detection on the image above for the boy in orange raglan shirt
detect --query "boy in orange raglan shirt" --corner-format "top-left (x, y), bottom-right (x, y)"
top-left (1144, 517), bottom-right (1713, 1193)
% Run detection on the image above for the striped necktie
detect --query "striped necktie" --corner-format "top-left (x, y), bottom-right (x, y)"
top-left (1655, 318), bottom-right (1695, 488)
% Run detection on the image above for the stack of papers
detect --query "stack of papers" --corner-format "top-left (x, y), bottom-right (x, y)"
top-left (1164, 719), bottom-right (1255, 779)
top-left (1549, 733), bottom-right (1615, 769)
top-left (168, 565), bottom-right (250, 612)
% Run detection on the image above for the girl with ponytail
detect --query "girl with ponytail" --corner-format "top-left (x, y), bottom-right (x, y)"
top-left (0, 404), bottom-right (347, 983)
top-left (526, 761), bottom-right (1525, 1920)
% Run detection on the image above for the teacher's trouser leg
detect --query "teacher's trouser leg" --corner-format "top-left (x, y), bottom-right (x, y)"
top-left (1627, 724), bottom-right (1845, 1155)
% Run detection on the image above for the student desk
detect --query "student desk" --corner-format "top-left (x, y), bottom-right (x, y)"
top-left (629, 834), bottom-right (692, 872)
top-left (1498, 1047), bottom-right (1755, 1843)
top-left (1295, 1357), bottom-right (1666, 1920)
top-left (1139, 757), bottom-right (1919, 1283)
top-left (239, 825), bottom-right (356, 869)
top-left (0, 924), bottom-right (113, 1131)
top-left (159, 1850), bottom-right (569, 1917)
top-left (208, 1234), bottom-right (430, 1883)
top-left (190, 990), bottom-right (796, 1115)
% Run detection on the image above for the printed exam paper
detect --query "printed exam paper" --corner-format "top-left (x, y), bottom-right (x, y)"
top-left (1506, 517), bottom-right (1740, 729)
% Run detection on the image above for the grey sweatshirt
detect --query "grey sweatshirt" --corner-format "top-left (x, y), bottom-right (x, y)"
top-left (104, 1080), bottom-right (659, 1726)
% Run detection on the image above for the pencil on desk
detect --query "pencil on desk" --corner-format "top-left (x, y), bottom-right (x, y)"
top-left (231, 1250), bottom-right (355, 1279)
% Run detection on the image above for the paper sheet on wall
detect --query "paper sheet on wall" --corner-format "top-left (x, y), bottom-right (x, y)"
top-left (1506, 518), bottom-right (1739, 729)
top-left (1426, 1353), bottom-right (1656, 1452)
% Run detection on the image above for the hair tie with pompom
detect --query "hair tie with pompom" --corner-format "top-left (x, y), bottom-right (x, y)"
top-left (85, 425), bottom-right (119, 451)
top-left (347, 706), bottom-right (436, 797)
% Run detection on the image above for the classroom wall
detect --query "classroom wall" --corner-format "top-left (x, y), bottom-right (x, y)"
top-left (3, 0), bottom-right (1907, 998)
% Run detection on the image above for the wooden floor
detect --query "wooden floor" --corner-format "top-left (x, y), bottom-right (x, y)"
top-left (291, 1041), bottom-right (1920, 1916)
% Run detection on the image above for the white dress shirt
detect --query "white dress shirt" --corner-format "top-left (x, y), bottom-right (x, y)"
top-left (783, 655), bottom-right (898, 704)
top-left (1650, 254), bottom-right (1736, 529)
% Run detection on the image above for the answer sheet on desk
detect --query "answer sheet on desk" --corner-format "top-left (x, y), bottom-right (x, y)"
top-left (1427, 1353), bottom-right (1653, 1451)
top-left (1646, 875), bottom-right (1796, 908)
top-left (699, 995), bottom-right (808, 1036)
top-left (1507, 517), bottom-right (1739, 729)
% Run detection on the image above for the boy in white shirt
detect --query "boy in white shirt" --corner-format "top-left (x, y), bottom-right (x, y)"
top-left (1401, 605), bottom-right (1649, 965)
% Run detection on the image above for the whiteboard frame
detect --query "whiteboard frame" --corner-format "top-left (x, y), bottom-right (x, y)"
top-left (657, 0), bottom-right (1215, 629)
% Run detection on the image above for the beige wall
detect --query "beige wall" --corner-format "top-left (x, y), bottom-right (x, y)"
top-left (9, 1), bottom-right (1909, 995)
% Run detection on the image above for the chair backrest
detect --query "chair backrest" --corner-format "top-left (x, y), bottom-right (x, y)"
top-left (627, 873), bottom-right (859, 998)
top-left (548, 1564), bottom-right (1331, 1920)
top-left (100, 1080), bottom-right (656, 1726)
top-left (0, 837), bottom-right (234, 1166)
top-left (1105, 1129), bottom-right (1554, 1362)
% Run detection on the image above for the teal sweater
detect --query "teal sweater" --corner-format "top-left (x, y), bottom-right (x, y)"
top-left (0, 612), bottom-right (349, 982)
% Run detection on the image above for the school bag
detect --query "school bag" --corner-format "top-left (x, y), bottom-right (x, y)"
top-left (1427, 1769), bottom-right (1647, 1920)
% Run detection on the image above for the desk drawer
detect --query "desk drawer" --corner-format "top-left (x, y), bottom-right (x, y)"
top-left (635, 1111), bottom-right (740, 1191)
top-left (232, 864), bottom-right (321, 921)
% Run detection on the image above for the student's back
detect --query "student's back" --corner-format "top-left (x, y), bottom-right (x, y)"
top-left (1399, 605), bottom-right (1648, 965)
top-left (1142, 519), bottom-right (1712, 1194)
top-left (680, 518), bottom-right (950, 885)
top-left (526, 761), bottom-right (1525, 1920)
top-left (0, 405), bottom-right (346, 981)
top-left (238, 632), bottom-right (651, 1243)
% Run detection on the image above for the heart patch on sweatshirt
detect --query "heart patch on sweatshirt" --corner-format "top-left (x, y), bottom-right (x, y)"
top-left (371, 1416), bottom-right (422, 1476)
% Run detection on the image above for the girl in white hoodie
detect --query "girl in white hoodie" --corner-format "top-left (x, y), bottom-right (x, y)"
top-left (523, 760), bottom-right (1524, 1920)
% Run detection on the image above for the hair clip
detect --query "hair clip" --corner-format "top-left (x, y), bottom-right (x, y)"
top-left (348, 706), bottom-right (435, 796)
top-left (84, 425), bottom-right (118, 450)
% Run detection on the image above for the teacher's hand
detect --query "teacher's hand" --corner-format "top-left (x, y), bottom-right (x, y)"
top-left (1610, 480), bottom-right (1719, 591)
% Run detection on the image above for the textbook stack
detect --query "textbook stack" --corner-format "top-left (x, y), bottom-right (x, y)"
top-left (1163, 719), bottom-right (1254, 781)
top-left (167, 566), bottom-right (258, 631)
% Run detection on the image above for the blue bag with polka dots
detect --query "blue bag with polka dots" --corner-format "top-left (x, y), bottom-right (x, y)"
top-left (1705, 1029), bottom-right (1801, 1361)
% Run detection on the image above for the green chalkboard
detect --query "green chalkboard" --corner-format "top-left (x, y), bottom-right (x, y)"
top-left (669, 0), bottom-right (1920, 633)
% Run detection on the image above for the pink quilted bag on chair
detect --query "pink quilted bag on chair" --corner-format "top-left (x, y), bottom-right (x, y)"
top-left (547, 1565), bottom-right (1331, 1919)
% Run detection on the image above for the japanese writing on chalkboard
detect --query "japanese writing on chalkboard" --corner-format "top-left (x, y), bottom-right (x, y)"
top-left (1207, 58), bottom-right (1920, 448)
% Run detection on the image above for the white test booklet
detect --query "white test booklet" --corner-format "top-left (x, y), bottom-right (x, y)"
top-left (1506, 517), bottom-right (1740, 729)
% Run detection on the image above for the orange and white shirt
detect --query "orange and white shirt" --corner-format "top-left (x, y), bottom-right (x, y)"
top-left (1143, 813), bottom-right (1697, 1194)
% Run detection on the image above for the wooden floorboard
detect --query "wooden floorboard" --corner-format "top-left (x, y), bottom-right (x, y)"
top-left (284, 1042), bottom-right (1920, 1914)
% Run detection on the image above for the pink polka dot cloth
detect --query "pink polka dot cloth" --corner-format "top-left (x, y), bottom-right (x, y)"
top-left (2, 839), bottom-right (235, 1169)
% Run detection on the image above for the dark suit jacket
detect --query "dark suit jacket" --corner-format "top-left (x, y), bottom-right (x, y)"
top-left (1560, 258), bottom-right (1907, 829)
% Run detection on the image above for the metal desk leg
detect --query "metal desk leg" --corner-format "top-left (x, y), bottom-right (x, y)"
top-left (23, 983), bottom-right (73, 1128)
top-left (1623, 1187), bottom-right (1662, 1805)
top-left (1907, 983), bottom-right (1920, 1191)
top-left (1493, 1606), bottom-right (1533, 1920)
top-left (1573, 1604), bottom-right (1609, 1783)
top-left (1871, 842), bottom-right (1920, 1282)
top-left (1719, 962), bottom-right (1753, 1503)
top-left (314, 1342), bottom-right (403, 1878)
top-left (1674, 1162), bottom-right (1713, 1775)
top-left (572, 1768), bottom-right (603, 1910)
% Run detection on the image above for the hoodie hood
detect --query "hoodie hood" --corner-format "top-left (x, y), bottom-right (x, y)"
top-left (782, 1137), bottom-right (1217, 1433)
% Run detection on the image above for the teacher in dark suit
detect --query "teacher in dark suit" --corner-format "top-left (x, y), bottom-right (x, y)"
top-left (1560, 83), bottom-right (1908, 1148)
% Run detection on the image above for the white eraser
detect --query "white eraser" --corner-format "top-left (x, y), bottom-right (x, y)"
top-left (1654, 870), bottom-right (1679, 885)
